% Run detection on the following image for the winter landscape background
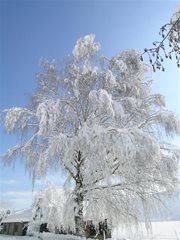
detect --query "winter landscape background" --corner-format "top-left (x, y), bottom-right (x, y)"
top-left (1, 0), bottom-right (179, 212)
top-left (0, 0), bottom-right (180, 239)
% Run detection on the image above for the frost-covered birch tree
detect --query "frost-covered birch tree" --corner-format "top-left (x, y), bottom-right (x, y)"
top-left (2, 34), bottom-right (180, 236)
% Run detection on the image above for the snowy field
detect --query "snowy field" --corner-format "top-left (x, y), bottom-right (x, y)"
top-left (0, 221), bottom-right (180, 240)
top-left (112, 221), bottom-right (180, 240)
top-left (0, 233), bottom-right (81, 240)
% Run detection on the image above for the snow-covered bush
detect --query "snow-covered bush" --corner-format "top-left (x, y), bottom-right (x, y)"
top-left (0, 202), bottom-right (12, 231)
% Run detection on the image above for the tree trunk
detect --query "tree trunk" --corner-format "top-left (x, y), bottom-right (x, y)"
top-left (74, 150), bottom-right (85, 237)
top-left (74, 185), bottom-right (85, 237)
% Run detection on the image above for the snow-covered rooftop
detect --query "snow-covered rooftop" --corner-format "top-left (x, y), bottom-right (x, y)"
top-left (1, 209), bottom-right (32, 223)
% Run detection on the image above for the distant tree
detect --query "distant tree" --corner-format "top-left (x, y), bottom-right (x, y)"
top-left (28, 195), bottom-right (43, 237)
top-left (141, 6), bottom-right (180, 71)
top-left (2, 34), bottom-right (180, 237)
top-left (29, 183), bottom-right (66, 234)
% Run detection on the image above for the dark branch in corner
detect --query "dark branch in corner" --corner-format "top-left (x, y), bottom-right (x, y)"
top-left (141, 12), bottom-right (180, 72)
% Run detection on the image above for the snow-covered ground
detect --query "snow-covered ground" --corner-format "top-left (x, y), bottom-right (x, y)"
top-left (0, 236), bottom-right (36, 240)
top-left (0, 221), bottom-right (180, 240)
top-left (112, 221), bottom-right (180, 240)
top-left (0, 233), bottom-right (81, 240)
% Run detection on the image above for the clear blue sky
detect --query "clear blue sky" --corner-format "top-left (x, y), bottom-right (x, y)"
top-left (0, 0), bottom-right (179, 209)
